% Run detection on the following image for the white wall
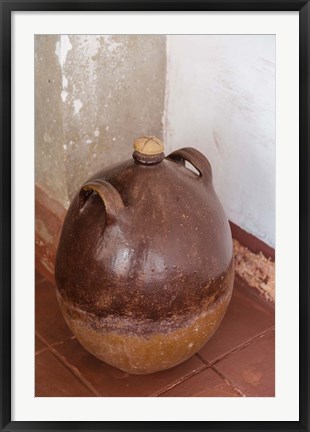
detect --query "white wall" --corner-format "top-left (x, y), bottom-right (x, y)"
top-left (164, 35), bottom-right (275, 247)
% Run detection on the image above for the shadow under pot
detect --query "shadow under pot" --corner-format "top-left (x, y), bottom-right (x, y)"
top-left (55, 136), bottom-right (234, 374)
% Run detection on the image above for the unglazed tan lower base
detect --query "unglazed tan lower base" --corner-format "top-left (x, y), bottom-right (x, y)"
top-left (56, 289), bottom-right (232, 374)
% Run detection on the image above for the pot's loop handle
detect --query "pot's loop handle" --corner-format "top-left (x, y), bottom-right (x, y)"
top-left (79, 178), bottom-right (124, 224)
top-left (167, 147), bottom-right (212, 180)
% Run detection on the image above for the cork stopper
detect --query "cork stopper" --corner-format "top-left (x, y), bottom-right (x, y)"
top-left (134, 136), bottom-right (164, 156)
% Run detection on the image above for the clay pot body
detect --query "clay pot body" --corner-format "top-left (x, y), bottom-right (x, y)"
top-left (55, 142), bottom-right (234, 374)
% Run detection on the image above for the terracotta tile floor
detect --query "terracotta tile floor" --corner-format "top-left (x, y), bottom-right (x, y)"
top-left (35, 272), bottom-right (275, 397)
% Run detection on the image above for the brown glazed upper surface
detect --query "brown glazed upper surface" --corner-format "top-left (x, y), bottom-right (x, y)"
top-left (55, 140), bottom-right (234, 373)
top-left (57, 154), bottom-right (231, 316)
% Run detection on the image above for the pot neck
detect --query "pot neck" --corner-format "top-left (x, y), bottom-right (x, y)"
top-left (132, 151), bottom-right (165, 165)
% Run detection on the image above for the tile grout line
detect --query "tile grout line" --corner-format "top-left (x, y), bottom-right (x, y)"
top-left (211, 365), bottom-right (246, 397)
top-left (35, 336), bottom-right (77, 356)
top-left (35, 331), bottom-right (76, 352)
top-left (35, 277), bottom-right (54, 288)
top-left (154, 365), bottom-right (210, 397)
top-left (48, 345), bottom-right (101, 397)
top-left (212, 326), bottom-right (275, 366)
top-left (206, 327), bottom-right (275, 398)
top-left (35, 347), bottom-right (49, 356)
top-left (35, 277), bottom-right (45, 285)
top-left (36, 332), bottom-right (100, 397)
top-left (151, 362), bottom-right (209, 397)
top-left (35, 331), bottom-right (54, 347)
top-left (201, 326), bottom-right (275, 367)
top-left (196, 351), bottom-right (210, 365)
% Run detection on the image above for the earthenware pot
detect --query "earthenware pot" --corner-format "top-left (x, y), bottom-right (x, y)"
top-left (55, 136), bottom-right (234, 374)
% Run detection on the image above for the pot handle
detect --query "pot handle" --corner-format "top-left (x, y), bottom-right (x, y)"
top-left (167, 147), bottom-right (212, 179)
top-left (79, 178), bottom-right (124, 224)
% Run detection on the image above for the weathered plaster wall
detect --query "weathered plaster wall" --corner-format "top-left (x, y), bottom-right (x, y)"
top-left (164, 35), bottom-right (275, 248)
top-left (35, 35), bottom-right (166, 207)
top-left (35, 35), bottom-right (67, 206)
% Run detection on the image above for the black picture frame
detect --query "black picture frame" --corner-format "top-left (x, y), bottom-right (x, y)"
top-left (1, 1), bottom-right (309, 431)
